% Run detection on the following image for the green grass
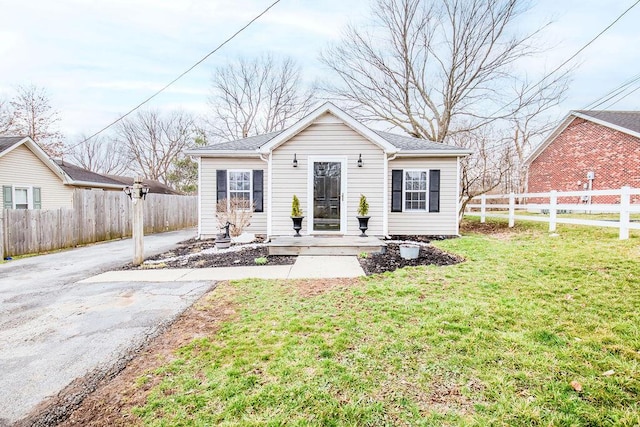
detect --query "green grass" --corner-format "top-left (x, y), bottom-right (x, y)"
top-left (132, 219), bottom-right (640, 426)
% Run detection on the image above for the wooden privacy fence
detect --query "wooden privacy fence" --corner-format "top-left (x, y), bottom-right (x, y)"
top-left (0, 189), bottom-right (197, 257)
top-left (464, 186), bottom-right (640, 239)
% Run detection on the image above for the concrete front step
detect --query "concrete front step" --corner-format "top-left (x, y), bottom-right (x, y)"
top-left (268, 235), bottom-right (386, 256)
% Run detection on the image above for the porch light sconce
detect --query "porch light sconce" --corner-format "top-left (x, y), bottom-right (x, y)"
top-left (357, 153), bottom-right (363, 167)
top-left (123, 184), bottom-right (150, 200)
top-left (140, 186), bottom-right (150, 200)
top-left (293, 153), bottom-right (298, 168)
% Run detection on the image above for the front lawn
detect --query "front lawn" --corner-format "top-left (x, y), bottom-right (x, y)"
top-left (82, 220), bottom-right (640, 425)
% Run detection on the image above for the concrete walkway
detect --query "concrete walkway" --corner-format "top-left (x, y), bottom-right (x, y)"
top-left (80, 255), bottom-right (365, 283)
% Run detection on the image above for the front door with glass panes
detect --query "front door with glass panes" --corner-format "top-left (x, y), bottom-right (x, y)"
top-left (313, 161), bottom-right (342, 232)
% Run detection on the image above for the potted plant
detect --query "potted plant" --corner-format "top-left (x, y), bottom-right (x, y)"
top-left (356, 194), bottom-right (370, 237)
top-left (291, 194), bottom-right (304, 237)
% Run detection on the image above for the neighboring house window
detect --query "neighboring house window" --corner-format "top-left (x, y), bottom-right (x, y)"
top-left (404, 170), bottom-right (427, 211)
top-left (391, 169), bottom-right (440, 213)
top-left (14, 188), bottom-right (29, 209)
top-left (2, 185), bottom-right (41, 209)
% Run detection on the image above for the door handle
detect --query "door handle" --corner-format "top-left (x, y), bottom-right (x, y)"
top-left (341, 193), bottom-right (344, 201)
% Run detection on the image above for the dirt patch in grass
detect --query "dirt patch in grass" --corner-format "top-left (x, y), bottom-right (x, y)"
top-left (427, 376), bottom-right (484, 416)
top-left (56, 283), bottom-right (238, 427)
top-left (459, 219), bottom-right (529, 238)
top-left (290, 278), bottom-right (362, 298)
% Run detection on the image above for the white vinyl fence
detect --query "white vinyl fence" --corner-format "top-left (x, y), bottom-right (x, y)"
top-left (0, 189), bottom-right (197, 258)
top-left (464, 186), bottom-right (640, 239)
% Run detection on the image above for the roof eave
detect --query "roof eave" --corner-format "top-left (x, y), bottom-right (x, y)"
top-left (66, 180), bottom-right (124, 190)
top-left (523, 113), bottom-right (576, 167)
top-left (185, 149), bottom-right (262, 157)
top-left (573, 111), bottom-right (640, 140)
top-left (395, 149), bottom-right (472, 157)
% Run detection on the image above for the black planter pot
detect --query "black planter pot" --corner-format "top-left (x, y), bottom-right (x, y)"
top-left (357, 216), bottom-right (370, 237)
top-left (291, 216), bottom-right (304, 237)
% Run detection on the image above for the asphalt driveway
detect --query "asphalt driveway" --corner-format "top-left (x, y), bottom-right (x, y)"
top-left (0, 229), bottom-right (213, 426)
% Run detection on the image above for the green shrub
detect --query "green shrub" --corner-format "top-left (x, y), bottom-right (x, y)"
top-left (358, 194), bottom-right (369, 216)
top-left (291, 195), bottom-right (303, 217)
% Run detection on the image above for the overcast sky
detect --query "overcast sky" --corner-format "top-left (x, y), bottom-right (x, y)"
top-left (1, 0), bottom-right (639, 140)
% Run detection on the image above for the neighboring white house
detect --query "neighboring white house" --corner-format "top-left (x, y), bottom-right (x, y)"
top-left (187, 102), bottom-right (471, 239)
top-left (0, 136), bottom-right (178, 210)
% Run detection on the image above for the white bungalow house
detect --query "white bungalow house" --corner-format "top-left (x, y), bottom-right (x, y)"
top-left (187, 103), bottom-right (471, 239)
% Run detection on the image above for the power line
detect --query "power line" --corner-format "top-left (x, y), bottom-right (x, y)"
top-left (488, 0), bottom-right (640, 120)
top-left (583, 72), bottom-right (640, 110)
top-left (482, 0), bottom-right (640, 152)
top-left (601, 83), bottom-right (640, 109)
top-left (67, 0), bottom-right (281, 153)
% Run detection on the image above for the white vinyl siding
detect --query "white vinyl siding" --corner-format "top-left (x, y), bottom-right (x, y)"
top-left (199, 157), bottom-right (267, 237)
top-left (0, 145), bottom-right (73, 209)
top-left (389, 157), bottom-right (459, 235)
top-left (270, 112), bottom-right (385, 236)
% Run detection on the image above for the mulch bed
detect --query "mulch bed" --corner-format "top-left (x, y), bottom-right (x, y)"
top-left (359, 242), bottom-right (463, 275)
top-left (126, 235), bottom-right (463, 275)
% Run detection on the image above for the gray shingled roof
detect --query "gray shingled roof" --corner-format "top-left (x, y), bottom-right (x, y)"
top-left (55, 160), bottom-right (124, 186)
top-left (0, 136), bottom-right (27, 155)
top-left (373, 130), bottom-right (464, 151)
top-left (575, 110), bottom-right (640, 135)
top-left (105, 175), bottom-right (181, 195)
top-left (190, 131), bottom-right (283, 152)
top-left (193, 129), bottom-right (464, 152)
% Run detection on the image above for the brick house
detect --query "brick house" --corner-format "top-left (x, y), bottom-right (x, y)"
top-left (524, 110), bottom-right (640, 203)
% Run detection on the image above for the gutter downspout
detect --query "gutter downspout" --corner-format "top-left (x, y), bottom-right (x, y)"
top-left (197, 156), bottom-right (202, 239)
top-left (259, 153), bottom-right (271, 239)
top-left (455, 156), bottom-right (461, 236)
top-left (383, 152), bottom-right (398, 238)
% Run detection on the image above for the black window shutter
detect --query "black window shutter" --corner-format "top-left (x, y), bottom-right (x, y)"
top-left (3, 186), bottom-right (12, 209)
top-left (252, 170), bottom-right (264, 212)
top-left (216, 170), bottom-right (227, 211)
top-left (429, 169), bottom-right (440, 212)
top-left (391, 169), bottom-right (403, 212)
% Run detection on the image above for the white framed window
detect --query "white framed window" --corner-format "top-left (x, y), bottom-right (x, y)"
top-left (14, 187), bottom-right (29, 209)
top-left (404, 170), bottom-right (427, 211)
top-left (3, 185), bottom-right (42, 209)
top-left (227, 170), bottom-right (252, 207)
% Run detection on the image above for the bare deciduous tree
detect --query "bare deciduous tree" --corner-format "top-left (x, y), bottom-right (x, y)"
top-left (504, 72), bottom-right (571, 194)
top-left (0, 97), bottom-right (13, 134)
top-left (321, 0), bottom-right (543, 142)
top-left (66, 134), bottom-right (132, 176)
top-left (117, 110), bottom-right (195, 183)
top-left (455, 126), bottom-right (513, 219)
top-left (216, 198), bottom-right (253, 237)
top-left (8, 84), bottom-right (64, 157)
top-left (208, 54), bottom-right (316, 141)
